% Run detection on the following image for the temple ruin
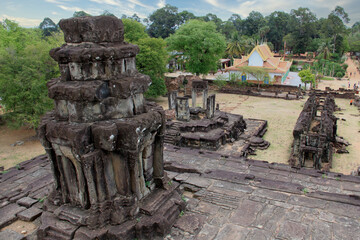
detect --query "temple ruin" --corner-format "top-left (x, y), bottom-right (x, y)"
top-left (37, 16), bottom-right (184, 240)
top-left (289, 93), bottom-right (339, 170)
top-left (164, 81), bottom-right (270, 155)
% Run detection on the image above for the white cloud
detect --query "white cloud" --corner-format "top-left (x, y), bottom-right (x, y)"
top-left (127, 0), bottom-right (154, 10)
top-left (157, 0), bottom-right (166, 8)
top-left (89, 0), bottom-right (122, 7)
top-left (57, 5), bottom-right (83, 12)
top-left (204, 0), bottom-right (221, 8)
top-left (52, 11), bottom-right (59, 15)
top-left (2, 14), bottom-right (42, 27)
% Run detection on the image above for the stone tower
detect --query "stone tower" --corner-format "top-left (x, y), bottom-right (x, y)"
top-left (37, 16), bottom-right (184, 239)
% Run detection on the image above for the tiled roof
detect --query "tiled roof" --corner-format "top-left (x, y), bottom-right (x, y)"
top-left (225, 44), bottom-right (292, 74)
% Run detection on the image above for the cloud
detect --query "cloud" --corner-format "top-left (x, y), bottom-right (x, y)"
top-left (157, 0), bottom-right (166, 8)
top-left (204, 0), bottom-right (221, 8)
top-left (1, 14), bottom-right (42, 27)
top-left (57, 5), bottom-right (84, 12)
top-left (89, 0), bottom-right (122, 7)
top-left (127, 0), bottom-right (154, 10)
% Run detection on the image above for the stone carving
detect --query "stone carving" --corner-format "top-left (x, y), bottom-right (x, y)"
top-left (37, 16), bottom-right (184, 240)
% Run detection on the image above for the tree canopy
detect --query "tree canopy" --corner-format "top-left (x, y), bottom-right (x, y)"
top-left (0, 19), bottom-right (63, 128)
top-left (167, 20), bottom-right (226, 75)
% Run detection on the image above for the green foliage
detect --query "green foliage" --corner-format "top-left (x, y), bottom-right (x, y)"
top-left (73, 11), bottom-right (91, 17)
top-left (179, 210), bottom-right (184, 217)
top-left (238, 66), bottom-right (269, 88)
top-left (122, 19), bottom-right (149, 43)
top-left (167, 20), bottom-right (226, 75)
top-left (136, 38), bottom-right (168, 98)
top-left (298, 69), bottom-right (315, 88)
top-left (148, 4), bottom-right (180, 38)
top-left (0, 20), bottom-right (63, 128)
top-left (302, 188), bottom-right (309, 194)
top-left (214, 74), bottom-right (228, 88)
top-left (39, 17), bottom-right (59, 37)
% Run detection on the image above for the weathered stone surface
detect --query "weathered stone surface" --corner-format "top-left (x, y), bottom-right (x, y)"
top-left (214, 223), bottom-right (249, 240)
top-left (0, 230), bottom-right (25, 240)
top-left (16, 197), bottom-right (38, 208)
top-left (174, 213), bottom-right (206, 234)
top-left (229, 199), bottom-right (263, 227)
top-left (276, 220), bottom-right (308, 240)
top-left (59, 16), bottom-right (124, 43)
top-left (48, 79), bottom-right (110, 101)
top-left (0, 204), bottom-right (26, 228)
top-left (17, 206), bottom-right (42, 221)
top-left (37, 212), bottom-right (79, 240)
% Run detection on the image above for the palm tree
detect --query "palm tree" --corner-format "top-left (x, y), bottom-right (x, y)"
top-left (317, 41), bottom-right (333, 60)
top-left (226, 33), bottom-right (244, 59)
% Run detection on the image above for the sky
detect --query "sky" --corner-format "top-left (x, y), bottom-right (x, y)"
top-left (1, 0), bottom-right (359, 28)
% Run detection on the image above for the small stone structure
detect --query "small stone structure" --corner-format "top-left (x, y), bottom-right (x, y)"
top-left (165, 83), bottom-right (247, 151)
top-left (37, 16), bottom-right (184, 240)
top-left (191, 80), bottom-right (208, 108)
top-left (289, 94), bottom-right (338, 170)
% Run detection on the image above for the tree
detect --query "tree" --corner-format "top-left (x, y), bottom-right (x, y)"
top-left (289, 8), bottom-right (317, 54)
top-left (101, 10), bottom-right (115, 16)
top-left (259, 26), bottom-right (270, 43)
top-left (0, 20), bottom-right (63, 128)
top-left (325, 6), bottom-right (349, 53)
top-left (167, 20), bottom-right (226, 75)
top-left (73, 11), bottom-right (91, 17)
top-left (121, 19), bottom-right (166, 98)
top-left (237, 66), bottom-right (270, 89)
top-left (122, 18), bottom-right (149, 43)
top-left (147, 4), bottom-right (179, 38)
top-left (317, 40), bottom-right (333, 60)
top-left (136, 38), bottom-right (168, 98)
top-left (243, 11), bottom-right (266, 36)
top-left (39, 17), bottom-right (58, 37)
top-left (228, 14), bottom-right (243, 33)
top-left (298, 69), bottom-right (315, 89)
top-left (178, 10), bottom-right (196, 25)
top-left (226, 33), bottom-right (244, 59)
top-left (266, 11), bottom-right (291, 51)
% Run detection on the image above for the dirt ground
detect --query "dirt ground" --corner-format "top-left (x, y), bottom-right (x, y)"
top-left (0, 125), bottom-right (45, 170)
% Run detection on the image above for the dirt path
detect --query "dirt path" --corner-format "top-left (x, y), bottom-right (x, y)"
top-left (0, 125), bottom-right (44, 170)
top-left (318, 55), bottom-right (360, 90)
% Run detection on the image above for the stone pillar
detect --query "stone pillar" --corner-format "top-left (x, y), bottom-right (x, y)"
top-left (176, 97), bottom-right (190, 121)
top-left (206, 94), bottom-right (216, 119)
top-left (203, 88), bottom-right (208, 109)
top-left (37, 16), bottom-right (184, 240)
top-left (191, 88), bottom-right (196, 108)
top-left (168, 91), bottom-right (178, 110)
top-left (192, 80), bottom-right (208, 109)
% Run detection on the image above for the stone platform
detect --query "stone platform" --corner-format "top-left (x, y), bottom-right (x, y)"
top-left (1, 148), bottom-right (360, 239)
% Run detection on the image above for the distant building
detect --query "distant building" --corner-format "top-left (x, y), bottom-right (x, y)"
top-left (226, 44), bottom-right (292, 84)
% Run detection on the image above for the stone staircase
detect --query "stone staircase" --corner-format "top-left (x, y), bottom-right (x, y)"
top-left (164, 122), bottom-right (182, 145)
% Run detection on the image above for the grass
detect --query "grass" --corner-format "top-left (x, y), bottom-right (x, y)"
top-left (321, 76), bottom-right (335, 81)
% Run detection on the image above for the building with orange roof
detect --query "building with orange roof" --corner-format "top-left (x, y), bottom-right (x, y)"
top-left (226, 44), bottom-right (292, 84)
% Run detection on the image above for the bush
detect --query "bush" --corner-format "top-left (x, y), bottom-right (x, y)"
top-left (214, 75), bottom-right (228, 88)
top-left (229, 73), bottom-right (241, 84)
top-left (335, 71), bottom-right (344, 78)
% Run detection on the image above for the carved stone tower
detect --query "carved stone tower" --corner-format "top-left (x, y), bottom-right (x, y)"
top-left (37, 16), bottom-right (184, 240)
